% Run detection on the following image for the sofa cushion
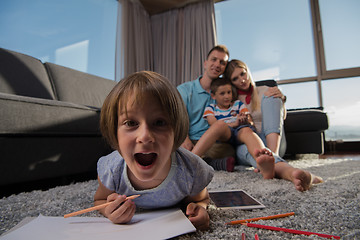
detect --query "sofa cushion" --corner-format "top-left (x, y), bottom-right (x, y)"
top-left (285, 107), bottom-right (328, 132)
top-left (0, 48), bottom-right (55, 100)
top-left (255, 79), bottom-right (278, 87)
top-left (45, 62), bottom-right (116, 108)
top-left (285, 131), bottom-right (325, 154)
top-left (0, 92), bottom-right (101, 135)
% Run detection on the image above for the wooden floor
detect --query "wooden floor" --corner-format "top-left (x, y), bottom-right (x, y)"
top-left (320, 152), bottom-right (360, 160)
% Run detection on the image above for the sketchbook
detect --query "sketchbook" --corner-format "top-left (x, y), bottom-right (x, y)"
top-left (0, 208), bottom-right (195, 240)
top-left (209, 190), bottom-right (265, 210)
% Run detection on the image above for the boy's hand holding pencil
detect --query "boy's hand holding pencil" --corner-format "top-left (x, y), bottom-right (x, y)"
top-left (64, 194), bottom-right (140, 224)
top-left (102, 194), bottom-right (138, 224)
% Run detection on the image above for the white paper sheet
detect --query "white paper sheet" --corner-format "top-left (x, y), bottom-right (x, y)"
top-left (1, 208), bottom-right (196, 240)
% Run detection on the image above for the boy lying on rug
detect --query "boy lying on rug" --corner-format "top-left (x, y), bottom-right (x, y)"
top-left (94, 71), bottom-right (214, 230)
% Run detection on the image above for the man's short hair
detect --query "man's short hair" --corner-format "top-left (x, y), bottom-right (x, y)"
top-left (207, 45), bottom-right (230, 59)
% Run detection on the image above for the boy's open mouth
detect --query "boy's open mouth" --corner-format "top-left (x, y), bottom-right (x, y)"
top-left (134, 153), bottom-right (157, 167)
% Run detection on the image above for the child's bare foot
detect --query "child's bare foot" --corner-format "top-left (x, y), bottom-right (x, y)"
top-left (254, 148), bottom-right (275, 179)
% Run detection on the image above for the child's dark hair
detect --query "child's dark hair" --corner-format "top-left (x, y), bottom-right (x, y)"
top-left (100, 71), bottom-right (189, 151)
top-left (210, 77), bottom-right (233, 94)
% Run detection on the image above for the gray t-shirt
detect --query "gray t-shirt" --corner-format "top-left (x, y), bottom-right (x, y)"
top-left (97, 148), bottom-right (214, 209)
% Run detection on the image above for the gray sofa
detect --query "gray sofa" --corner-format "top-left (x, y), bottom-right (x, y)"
top-left (0, 47), bottom-right (116, 190)
top-left (0, 47), bottom-right (329, 194)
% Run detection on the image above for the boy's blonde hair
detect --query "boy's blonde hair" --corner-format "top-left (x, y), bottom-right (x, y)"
top-left (224, 59), bottom-right (260, 111)
top-left (100, 71), bottom-right (189, 151)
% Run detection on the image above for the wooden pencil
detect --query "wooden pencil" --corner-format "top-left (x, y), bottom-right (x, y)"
top-left (254, 233), bottom-right (260, 240)
top-left (242, 222), bottom-right (340, 239)
top-left (226, 212), bottom-right (295, 225)
top-left (64, 195), bottom-right (140, 218)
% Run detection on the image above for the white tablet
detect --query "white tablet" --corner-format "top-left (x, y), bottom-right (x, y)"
top-left (209, 190), bottom-right (265, 210)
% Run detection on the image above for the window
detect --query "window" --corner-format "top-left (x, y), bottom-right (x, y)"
top-left (215, 0), bottom-right (360, 144)
top-left (319, 0), bottom-right (360, 71)
top-left (215, 0), bottom-right (316, 81)
top-left (322, 77), bottom-right (360, 141)
top-left (0, 0), bottom-right (117, 80)
top-left (278, 82), bottom-right (318, 109)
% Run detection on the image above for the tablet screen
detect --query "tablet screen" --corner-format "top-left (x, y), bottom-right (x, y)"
top-left (209, 190), bottom-right (265, 210)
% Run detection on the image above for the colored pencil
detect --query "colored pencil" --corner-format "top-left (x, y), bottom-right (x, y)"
top-left (242, 223), bottom-right (340, 239)
top-left (241, 232), bottom-right (246, 240)
top-left (64, 195), bottom-right (140, 218)
top-left (226, 212), bottom-right (295, 225)
top-left (254, 233), bottom-right (260, 240)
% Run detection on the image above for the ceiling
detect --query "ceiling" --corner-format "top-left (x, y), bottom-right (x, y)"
top-left (139, 0), bottom-right (222, 15)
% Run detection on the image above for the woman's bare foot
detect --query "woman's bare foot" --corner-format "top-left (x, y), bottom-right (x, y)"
top-left (311, 174), bottom-right (324, 185)
top-left (291, 169), bottom-right (314, 191)
top-left (254, 148), bottom-right (275, 179)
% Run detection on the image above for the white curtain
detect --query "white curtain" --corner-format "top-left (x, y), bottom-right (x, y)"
top-left (116, 0), bottom-right (153, 81)
top-left (116, 0), bottom-right (217, 86)
top-left (151, 0), bottom-right (217, 86)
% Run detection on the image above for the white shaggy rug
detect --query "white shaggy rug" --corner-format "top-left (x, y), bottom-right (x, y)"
top-left (1, 156), bottom-right (359, 239)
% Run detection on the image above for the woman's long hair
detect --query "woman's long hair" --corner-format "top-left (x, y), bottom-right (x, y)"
top-left (224, 59), bottom-right (260, 111)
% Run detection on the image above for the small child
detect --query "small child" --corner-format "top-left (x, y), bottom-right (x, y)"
top-left (192, 77), bottom-right (276, 178)
top-left (94, 71), bottom-right (214, 230)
